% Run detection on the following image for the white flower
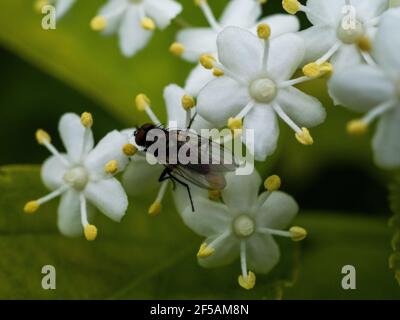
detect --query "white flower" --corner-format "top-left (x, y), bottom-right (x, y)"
top-left (24, 112), bottom-right (130, 240)
top-left (121, 86), bottom-right (213, 215)
top-left (35, 0), bottom-right (76, 19)
top-left (329, 8), bottom-right (400, 169)
top-left (196, 26), bottom-right (326, 161)
top-left (171, 0), bottom-right (300, 95)
top-left (178, 170), bottom-right (305, 290)
top-left (90, 0), bottom-right (182, 57)
top-left (283, 0), bottom-right (390, 72)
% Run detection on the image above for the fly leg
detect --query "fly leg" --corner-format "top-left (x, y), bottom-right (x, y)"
top-left (158, 167), bottom-right (177, 190)
top-left (188, 112), bottom-right (198, 129)
top-left (170, 175), bottom-right (195, 212)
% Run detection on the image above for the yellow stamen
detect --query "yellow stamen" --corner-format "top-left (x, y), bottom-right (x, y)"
top-left (238, 271), bottom-right (256, 290)
top-left (34, 0), bottom-right (48, 13)
top-left (264, 175), bottom-right (281, 191)
top-left (347, 119), bottom-right (368, 136)
top-left (357, 36), bottom-right (372, 52)
top-left (197, 243), bottom-right (215, 258)
top-left (303, 62), bottom-right (333, 78)
top-left (135, 93), bottom-right (151, 112)
top-left (81, 112), bottom-right (93, 128)
top-left (169, 42), bottom-right (185, 56)
top-left (36, 129), bottom-right (51, 145)
top-left (84, 224), bottom-right (98, 241)
top-left (104, 160), bottom-right (119, 175)
top-left (208, 189), bottom-right (221, 201)
top-left (199, 54), bottom-right (216, 70)
top-left (181, 95), bottom-right (196, 110)
top-left (257, 23), bottom-right (271, 40)
top-left (141, 17), bottom-right (156, 30)
top-left (213, 68), bottom-right (224, 77)
top-left (24, 201), bottom-right (40, 214)
top-left (227, 117), bottom-right (243, 130)
top-left (148, 201), bottom-right (161, 216)
top-left (295, 128), bottom-right (314, 146)
top-left (90, 16), bottom-right (107, 31)
top-left (123, 143), bottom-right (138, 157)
top-left (290, 226), bottom-right (307, 241)
top-left (282, 0), bottom-right (301, 14)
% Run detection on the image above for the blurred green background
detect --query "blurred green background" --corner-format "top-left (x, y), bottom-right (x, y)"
top-left (0, 0), bottom-right (398, 299)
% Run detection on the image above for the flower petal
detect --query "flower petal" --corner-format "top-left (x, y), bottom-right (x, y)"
top-left (198, 233), bottom-right (240, 268)
top-left (118, 4), bottom-right (153, 57)
top-left (84, 179), bottom-right (128, 222)
top-left (277, 86), bottom-right (326, 127)
top-left (267, 33), bottom-right (305, 81)
top-left (330, 44), bottom-right (363, 73)
top-left (122, 156), bottom-right (164, 196)
top-left (144, 0), bottom-right (182, 29)
top-left (41, 155), bottom-right (68, 190)
top-left (252, 14), bottom-right (300, 38)
top-left (306, 0), bottom-right (344, 26)
top-left (164, 84), bottom-right (187, 128)
top-left (176, 28), bottom-right (217, 62)
top-left (372, 104), bottom-right (400, 169)
top-left (243, 104), bottom-right (279, 161)
top-left (197, 77), bottom-right (251, 127)
top-left (181, 197), bottom-right (231, 237)
top-left (373, 8), bottom-right (400, 80)
top-left (184, 63), bottom-right (215, 96)
top-left (58, 113), bottom-right (94, 165)
top-left (98, 0), bottom-right (127, 35)
top-left (85, 130), bottom-right (129, 177)
top-left (353, 0), bottom-right (389, 21)
top-left (298, 26), bottom-right (337, 64)
top-left (255, 191), bottom-right (299, 229)
top-left (329, 65), bottom-right (395, 112)
top-left (172, 182), bottom-right (209, 215)
top-left (217, 26), bottom-right (263, 81)
top-left (219, 0), bottom-right (261, 28)
top-left (247, 233), bottom-right (280, 274)
top-left (55, 0), bottom-right (76, 19)
top-left (222, 171), bottom-right (261, 214)
top-left (57, 189), bottom-right (82, 237)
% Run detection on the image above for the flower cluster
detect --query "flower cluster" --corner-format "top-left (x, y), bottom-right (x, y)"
top-left (29, 0), bottom-right (400, 290)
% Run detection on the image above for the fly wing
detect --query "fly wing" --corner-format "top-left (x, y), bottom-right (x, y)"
top-left (171, 165), bottom-right (227, 190)
top-left (175, 129), bottom-right (238, 172)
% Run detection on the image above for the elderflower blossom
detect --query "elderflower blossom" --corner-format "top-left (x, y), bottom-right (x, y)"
top-left (90, 0), bottom-right (182, 57)
top-left (24, 113), bottom-right (130, 240)
top-left (283, 0), bottom-right (390, 73)
top-left (196, 26), bottom-right (327, 161)
top-left (171, 0), bottom-right (300, 95)
top-left (178, 170), bottom-right (306, 290)
top-left (329, 8), bottom-right (400, 169)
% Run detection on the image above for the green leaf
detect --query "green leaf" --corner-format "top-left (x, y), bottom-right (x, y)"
top-left (0, 165), bottom-right (298, 299)
top-left (285, 212), bottom-right (400, 299)
top-left (388, 174), bottom-right (400, 285)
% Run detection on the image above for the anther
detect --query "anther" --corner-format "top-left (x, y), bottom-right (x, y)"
top-left (84, 224), bottom-right (98, 241)
top-left (208, 189), bottom-right (221, 201)
top-left (135, 94), bottom-right (151, 112)
top-left (290, 226), bottom-right (307, 241)
top-left (81, 112), bottom-right (93, 128)
top-left (257, 23), bottom-right (271, 40)
top-left (303, 62), bottom-right (333, 78)
top-left (169, 42), bottom-right (185, 56)
top-left (90, 16), bottom-right (107, 31)
top-left (123, 143), bottom-right (138, 157)
top-left (295, 128), bottom-right (314, 145)
top-left (282, 0), bottom-right (301, 14)
top-left (213, 68), bottom-right (224, 77)
top-left (238, 271), bottom-right (256, 290)
top-left (199, 54), bottom-right (216, 70)
top-left (181, 95), bottom-right (196, 110)
top-left (197, 243), bottom-right (215, 258)
top-left (227, 117), bottom-right (243, 130)
top-left (148, 201), bottom-right (161, 216)
top-left (104, 160), bottom-right (119, 175)
top-left (36, 129), bottom-right (51, 145)
top-left (347, 119), bottom-right (368, 136)
top-left (141, 17), bottom-right (156, 30)
top-left (24, 201), bottom-right (40, 214)
top-left (264, 175), bottom-right (281, 191)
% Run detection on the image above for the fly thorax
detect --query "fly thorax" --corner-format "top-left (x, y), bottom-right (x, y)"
top-left (232, 214), bottom-right (255, 238)
top-left (249, 78), bottom-right (277, 103)
top-left (337, 20), bottom-right (365, 44)
top-left (63, 166), bottom-right (89, 191)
